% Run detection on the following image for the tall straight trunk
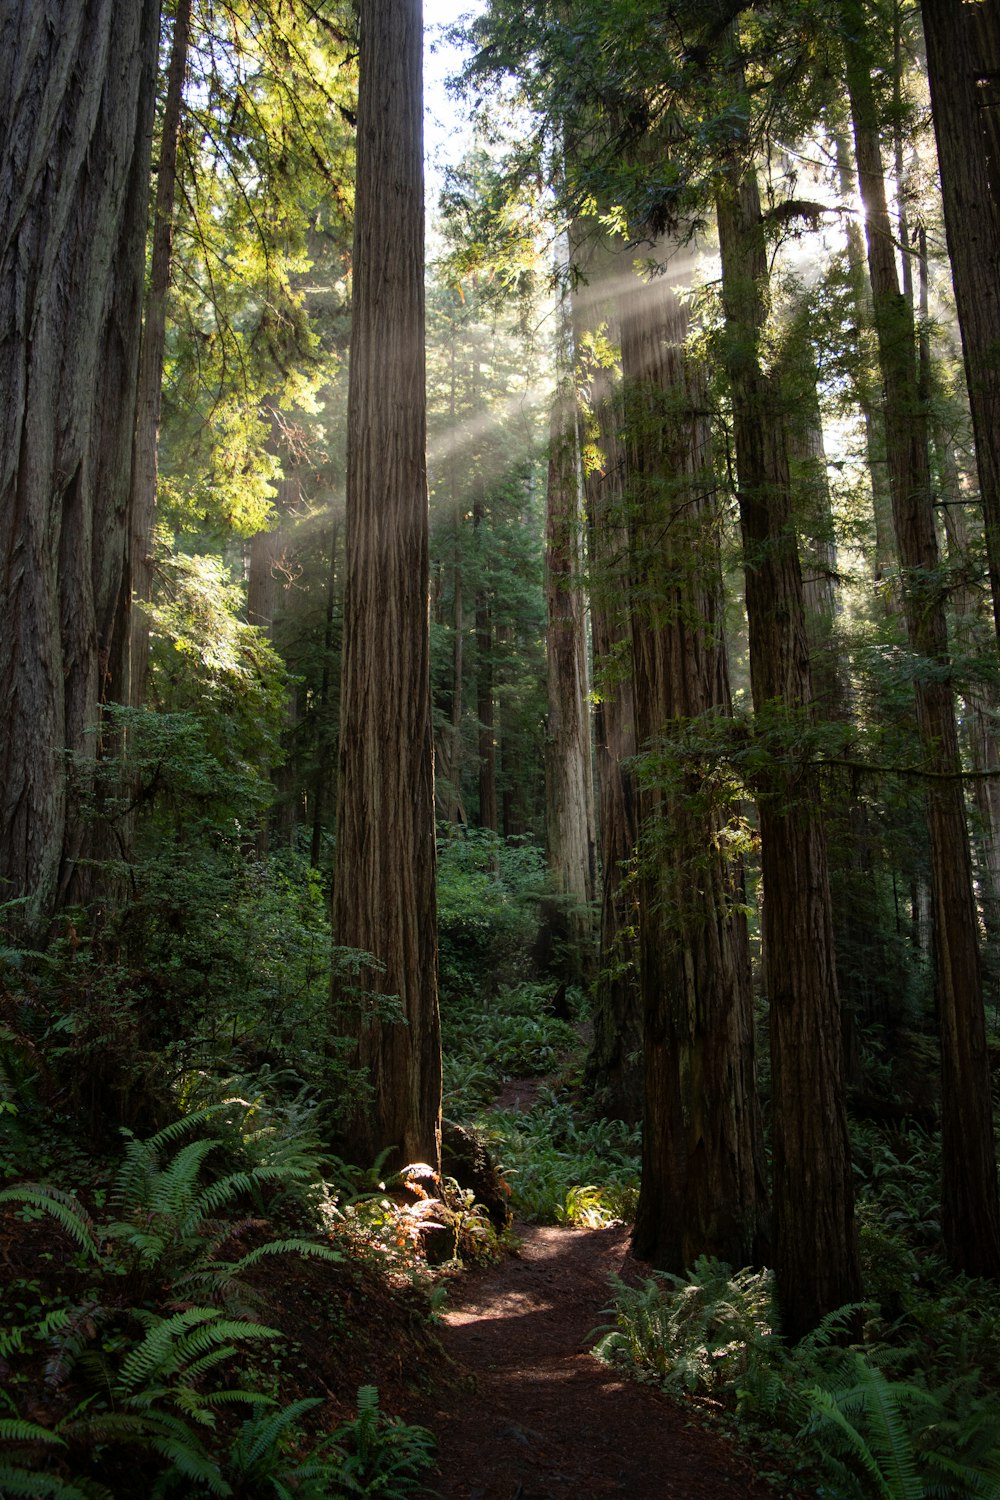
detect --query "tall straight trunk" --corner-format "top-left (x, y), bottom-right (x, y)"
top-left (937, 450), bottom-right (1000, 991)
top-left (844, 0), bottom-right (1000, 1275)
top-left (330, 0), bottom-right (440, 1174)
top-left (0, 0), bottom-right (160, 920)
top-left (544, 325), bottom-right (597, 969)
top-left (435, 327), bottom-right (466, 825)
top-left (922, 0), bottom-right (1000, 643)
top-left (246, 470), bottom-right (297, 856)
top-left (622, 262), bottom-right (766, 1271)
top-left (716, 151), bottom-right (861, 1338)
top-left (126, 0), bottom-right (191, 707)
top-left (474, 484), bottom-right (498, 831)
top-left (310, 522), bottom-right (339, 869)
top-left (833, 126), bottom-right (897, 585)
top-left (779, 332), bottom-right (849, 721)
top-left (575, 239), bottom-right (642, 1125)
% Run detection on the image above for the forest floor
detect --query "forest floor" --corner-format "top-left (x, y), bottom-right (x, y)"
top-left (389, 1062), bottom-right (798, 1500)
top-left (397, 1216), bottom-right (792, 1500)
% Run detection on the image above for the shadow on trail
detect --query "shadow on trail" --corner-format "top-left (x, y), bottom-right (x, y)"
top-left (400, 1221), bottom-right (789, 1500)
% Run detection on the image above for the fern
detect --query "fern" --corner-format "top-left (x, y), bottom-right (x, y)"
top-left (328, 1385), bottom-right (437, 1497)
top-left (799, 1353), bottom-right (1000, 1500)
top-left (0, 1471), bottom-right (96, 1499)
top-left (146, 1435), bottom-right (231, 1495)
top-left (229, 1398), bottom-right (321, 1469)
top-left (116, 1307), bottom-right (280, 1395)
top-left (229, 1236), bottom-right (343, 1272)
top-left (803, 1357), bottom-right (928, 1499)
top-left (0, 1416), bottom-right (65, 1444)
top-left (0, 1184), bottom-right (98, 1258)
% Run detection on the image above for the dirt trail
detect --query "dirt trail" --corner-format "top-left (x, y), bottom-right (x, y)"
top-left (402, 1220), bottom-right (786, 1500)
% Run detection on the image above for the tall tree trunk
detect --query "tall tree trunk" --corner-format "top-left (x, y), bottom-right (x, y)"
top-left (435, 327), bottom-right (466, 825)
top-left (621, 260), bottom-right (766, 1271)
top-left (310, 521), bottom-right (340, 869)
top-left (0, 0), bottom-right (160, 921)
top-left (474, 483), bottom-right (498, 831)
top-left (716, 148), bottom-right (862, 1337)
top-left (922, 0), bottom-right (1000, 642)
top-left (330, 0), bottom-right (440, 1175)
top-left (575, 239), bottom-right (643, 1125)
top-left (844, 0), bottom-right (1000, 1276)
top-left (544, 307), bottom-right (597, 975)
top-left (246, 470), bottom-right (297, 856)
top-left (833, 125), bottom-right (897, 586)
top-left (126, 0), bottom-right (191, 708)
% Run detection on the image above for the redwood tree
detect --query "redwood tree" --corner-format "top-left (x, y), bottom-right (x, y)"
top-left (843, 0), bottom-right (1000, 1277)
top-left (716, 149), bottom-right (862, 1337)
top-left (0, 0), bottom-right (160, 920)
top-left (621, 261), bottom-right (766, 1271)
top-left (330, 0), bottom-right (441, 1173)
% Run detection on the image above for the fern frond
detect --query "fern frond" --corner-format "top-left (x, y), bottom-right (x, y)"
top-left (153, 1137), bottom-right (217, 1215)
top-left (0, 1417), bottom-right (64, 1444)
top-left (803, 1356), bottom-right (928, 1500)
top-left (0, 1470), bottom-right (92, 1499)
top-left (116, 1307), bottom-right (220, 1393)
top-left (229, 1237), bottom-right (343, 1272)
top-left (147, 1436), bottom-right (232, 1496)
top-left (0, 1184), bottom-right (98, 1257)
top-left (180, 1171), bottom-right (258, 1235)
top-left (228, 1398), bottom-right (321, 1469)
top-left (118, 1307), bottom-right (282, 1396)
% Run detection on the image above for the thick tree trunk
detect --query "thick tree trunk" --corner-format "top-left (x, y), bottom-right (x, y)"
top-left (922, 0), bottom-right (1000, 642)
top-left (544, 342), bottom-right (597, 975)
top-left (126, 0), bottom-right (191, 707)
top-left (621, 263), bottom-right (766, 1271)
top-left (0, 0), bottom-right (160, 921)
top-left (330, 0), bottom-right (441, 1175)
top-left (716, 158), bottom-right (861, 1338)
top-left (844, 0), bottom-right (1000, 1276)
top-left (575, 242), bottom-right (643, 1125)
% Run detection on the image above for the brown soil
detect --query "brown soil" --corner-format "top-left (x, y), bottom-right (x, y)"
top-left (399, 1220), bottom-right (792, 1500)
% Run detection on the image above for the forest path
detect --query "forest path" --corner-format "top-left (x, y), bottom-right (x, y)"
top-left (402, 1218), bottom-right (785, 1499)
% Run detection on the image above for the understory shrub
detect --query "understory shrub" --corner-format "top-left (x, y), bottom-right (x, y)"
top-left (479, 1088), bottom-right (640, 1225)
top-left (593, 1256), bottom-right (1000, 1499)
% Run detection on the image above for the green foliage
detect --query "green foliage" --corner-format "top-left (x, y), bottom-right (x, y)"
top-left (436, 828), bottom-right (546, 999)
top-left (480, 1089), bottom-right (640, 1224)
top-left (593, 1257), bottom-right (778, 1397)
top-left (0, 1113), bottom-right (438, 1499)
top-left (593, 1254), bottom-right (1000, 1498)
top-left (440, 977), bottom-right (579, 1118)
top-left (802, 1354), bottom-right (1000, 1500)
top-left (326, 1385), bottom-right (436, 1497)
top-left (143, 557), bottom-right (290, 795)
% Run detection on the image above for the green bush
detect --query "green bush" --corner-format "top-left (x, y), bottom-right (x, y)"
top-left (436, 826), bottom-right (545, 999)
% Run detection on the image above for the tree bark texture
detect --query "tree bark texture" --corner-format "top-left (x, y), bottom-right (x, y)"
top-left (619, 264), bottom-right (765, 1271)
top-left (0, 0), bottom-right (160, 919)
top-left (331, 0), bottom-right (441, 1174)
top-left (126, 0), bottom-right (191, 707)
top-left (922, 0), bottom-right (1000, 643)
top-left (575, 240), bottom-right (643, 1125)
top-left (544, 347), bottom-right (598, 967)
top-left (844, 0), bottom-right (1000, 1276)
top-left (716, 160), bottom-right (862, 1338)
